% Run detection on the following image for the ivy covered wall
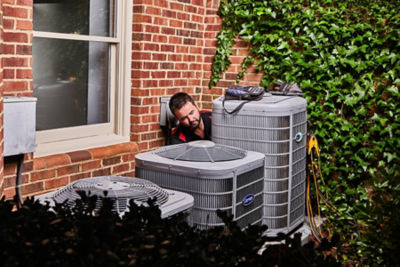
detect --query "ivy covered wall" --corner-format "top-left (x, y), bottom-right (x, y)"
top-left (210, 0), bottom-right (400, 265)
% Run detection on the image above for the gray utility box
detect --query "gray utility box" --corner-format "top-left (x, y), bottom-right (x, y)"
top-left (3, 97), bottom-right (37, 156)
top-left (212, 95), bottom-right (307, 236)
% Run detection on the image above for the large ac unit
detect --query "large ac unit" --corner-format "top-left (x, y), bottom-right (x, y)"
top-left (212, 95), bottom-right (307, 235)
top-left (135, 140), bottom-right (265, 229)
top-left (35, 176), bottom-right (194, 219)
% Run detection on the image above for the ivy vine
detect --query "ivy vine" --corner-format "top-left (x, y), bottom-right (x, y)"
top-left (210, 0), bottom-right (400, 265)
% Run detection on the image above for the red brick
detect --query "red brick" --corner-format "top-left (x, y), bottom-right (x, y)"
top-left (132, 61), bottom-right (142, 69)
top-left (131, 105), bottom-right (149, 114)
top-left (92, 168), bottom-right (111, 177)
top-left (193, 0), bottom-right (204, 6)
top-left (161, 27), bottom-right (175, 35)
top-left (168, 54), bottom-right (182, 61)
top-left (122, 153), bottom-right (135, 162)
top-left (3, 19), bottom-right (14, 29)
top-left (130, 89), bottom-right (150, 97)
top-left (174, 79), bottom-right (188, 86)
top-left (170, 2), bottom-right (184, 10)
top-left (3, 57), bottom-right (28, 67)
top-left (70, 172), bottom-right (91, 182)
top-left (177, 12), bottom-right (190, 21)
top-left (133, 5), bottom-right (145, 13)
top-left (16, 69), bottom-right (32, 78)
top-left (162, 10), bottom-right (176, 18)
top-left (131, 70), bottom-right (150, 79)
top-left (16, 44), bottom-right (31, 54)
top-left (57, 164), bottom-right (80, 176)
top-left (142, 115), bottom-right (158, 123)
top-left (3, 81), bottom-right (28, 91)
top-left (146, 7), bottom-right (161, 15)
top-left (183, 71), bottom-right (195, 78)
top-left (168, 36), bottom-right (182, 44)
top-left (185, 5), bottom-right (197, 13)
top-left (150, 88), bottom-right (165, 96)
top-left (152, 53), bottom-right (167, 61)
top-left (3, 69), bottom-right (15, 79)
top-left (132, 52), bottom-right (151, 60)
top-left (167, 71), bottom-right (181, 78)
top-left (143, 62), bottom-right (159, 69)
top-left (176, 63), bottom-right (188, 70)
top-left (131, 124), bottom-right (149, 133)
top-left (184, 22), bottom-right (197, 29)
top-left (154, 17), bottom-right (168, 26)
top-left (45, 177), bottom-right (69, 190)
top-left (17, 0), bottom-right (33, 6)
top-left (67, 150), bottom-right (91, 162)
top-left (159, 80), bottom-right (173, 87)
top-left (132, 24), bottom-right (144, 32)
top-left (153, 35), bottom-right (167, 43)
top-left (149, 71), bottom-right (165, 79)
top-left (192, 15), bottom-right (203, 23)
top-left (16, 20), bottom-right (32, 30)
top-left (132, 33), bottom-right (151, 41)
top-left (2, 44), bottom-right (15, 54)
top-left (176, 46), bottom-right (189, 53)
top-left (31, 169), bottom-right (56, 181)
top-left (138, 142), bottom-right (149, 151)
top-left (145, 25), bottom-right (159, 33)
top-left (142, 97), bottom-right (158, 105)
top-left (3, 7), bottom-right (29, 18)
top-left (161, 45), bottom-right (175, 52)
top-left (184, 38), bottom-right (196, 45)
top-left (133, 15), bottom-right (152, 23)
top-left (170, 20), bottom-right (183, 28)
top-left (112, 163), bottom-right (130, 173)
top-left (143, 80), bottom-right (158, 87)
top-left (89, 142), bottom-right (138, 159)
top-left (103, 156), bottom-right (122, 166)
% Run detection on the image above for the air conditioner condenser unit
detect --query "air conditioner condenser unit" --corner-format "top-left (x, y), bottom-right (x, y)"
top-left (212, 95), bottom-right (307, 236)
top-left (135, 141), bottom-right (265, 229)
top-left (35, 176), bottom-right (194, 219)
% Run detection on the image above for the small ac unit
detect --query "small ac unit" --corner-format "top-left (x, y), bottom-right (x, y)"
top-left (35, 176), bottom-right (194, 219)
top-left (212, 95), bottom-right (307, 235)
top-left (135, 140), bottom-right (265, 229)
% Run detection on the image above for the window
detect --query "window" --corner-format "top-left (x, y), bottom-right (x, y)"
top-left (33, 0), bottom-right (131, 157)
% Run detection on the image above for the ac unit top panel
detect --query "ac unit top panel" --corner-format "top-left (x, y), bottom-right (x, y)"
top-left (213, 95), bottom-right (307, 115)
top-left (135, 148), bottom-right (265, 178)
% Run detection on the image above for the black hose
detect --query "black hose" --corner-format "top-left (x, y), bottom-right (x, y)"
top-left (16, 154), bottom-right (25, 207)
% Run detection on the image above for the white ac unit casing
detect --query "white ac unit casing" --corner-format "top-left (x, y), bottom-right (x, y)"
top-left (35, 176), bottom-right (194, 219)
top-left (135, 141), bottom-right (265, 229)
top-left (212, 95), bottom-right (307, 235)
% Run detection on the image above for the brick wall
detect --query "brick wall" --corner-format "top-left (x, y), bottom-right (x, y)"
top-left (1, 0), bottom-right (261, 199)
top-left (130, 0), bottom-right (261, 152)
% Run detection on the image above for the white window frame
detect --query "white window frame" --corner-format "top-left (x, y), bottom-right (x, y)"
top-left (33, 0), bottom-right (132, 157)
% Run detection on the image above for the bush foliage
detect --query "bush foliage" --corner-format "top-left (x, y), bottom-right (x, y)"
top-left (210, 0), bottom-right (400, 265)
top-left (0, 196), bottom-right (339, 266)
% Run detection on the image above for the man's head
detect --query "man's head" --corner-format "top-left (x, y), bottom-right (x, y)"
top-left (169, 92), bottom-right (201, 130)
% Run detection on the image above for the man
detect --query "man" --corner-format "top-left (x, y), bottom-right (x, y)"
top-left (168, 92), bottom-right (212, 145)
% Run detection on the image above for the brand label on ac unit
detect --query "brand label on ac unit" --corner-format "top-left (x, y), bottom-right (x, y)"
top-left (241, 194), bottom-right (255, 206)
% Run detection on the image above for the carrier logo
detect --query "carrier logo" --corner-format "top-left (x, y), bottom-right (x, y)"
top-left (241, 194), bottom-right (255, 206)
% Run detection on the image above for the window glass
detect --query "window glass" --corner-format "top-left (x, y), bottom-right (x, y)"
top-left (33, 0), bottom-right (115, 37)
top-left (33, 38), bottom-right (110, 130)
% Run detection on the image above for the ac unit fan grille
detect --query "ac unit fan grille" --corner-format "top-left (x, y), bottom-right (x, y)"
top-left (52, 176), bottom-right (169, 213)
top-left (154, 140), bottom-right (246, 162)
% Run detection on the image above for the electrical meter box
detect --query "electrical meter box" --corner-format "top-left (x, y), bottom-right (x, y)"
top-left (3, 97), bottom-right (37, 156)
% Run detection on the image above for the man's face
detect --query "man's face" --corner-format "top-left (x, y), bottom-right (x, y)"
top-left (173, 102), bottom-right (201, 130)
